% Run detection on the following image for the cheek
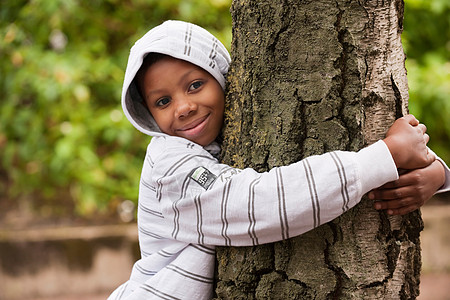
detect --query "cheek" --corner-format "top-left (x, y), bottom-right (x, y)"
top-left (218, 97), bottom-right (225, 119)
top-left (150, 110), bottom-right (172, 132)
top-left (213, 89), bottom-right (225, 113)
top-left (213, 98), bottom-right (225, 130)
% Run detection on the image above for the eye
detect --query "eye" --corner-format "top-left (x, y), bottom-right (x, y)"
top-left (156, 97), bottom-right (170, 107)
top-left (188, 81), bottom-right (203, 92)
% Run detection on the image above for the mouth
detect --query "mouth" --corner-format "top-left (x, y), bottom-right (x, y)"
top-left (176, 114), bottom-right (210, 135)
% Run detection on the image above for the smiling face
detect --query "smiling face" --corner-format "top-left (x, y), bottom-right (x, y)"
top-left (138, 56), bottom-right (225, 146)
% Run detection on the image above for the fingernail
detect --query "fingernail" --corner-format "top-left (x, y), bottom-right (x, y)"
top-left (368, 192), bottom-right (374, 200)
top-left (374, 203), bottom-right (381, 210)
top-left (387, 210), bottom-right (394, 215)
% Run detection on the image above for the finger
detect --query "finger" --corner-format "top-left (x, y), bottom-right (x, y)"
top-left (424, 133), bottom-right (430, 144)
top-left (373, 179), bottom-right (403, 190)
top-left (397, 168), bottom-right (427, 184)
top-left (370, 184), bottom-right (391, 192)
top-left (417, 123), bottom-right (427, 134)
top-left (370, 174), bottom-right (413, 192)
top-left (402, 114), bottom-right (419, 126)
top-left (385, 204), bottom-right (421, 216)
top-left (373, 196), bottom-right (416, 210)
top-left (372, 173), bottom-right (412, 190)
top-left (370, 187), bottom-right (411, 201)
top-left (425, 151), bottom-right (436, 165)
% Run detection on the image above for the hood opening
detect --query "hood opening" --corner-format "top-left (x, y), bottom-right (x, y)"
top-left (124, 80), bottom-right (162, 136)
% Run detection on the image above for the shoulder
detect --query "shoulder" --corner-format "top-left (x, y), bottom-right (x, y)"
top-left (149, 136), bottom-right (215, 156)
top-left (148, 136), bottom-right (218, 171)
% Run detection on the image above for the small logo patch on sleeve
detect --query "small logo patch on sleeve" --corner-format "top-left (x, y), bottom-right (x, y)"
top-left (190, 167), bottom-right (217, 190)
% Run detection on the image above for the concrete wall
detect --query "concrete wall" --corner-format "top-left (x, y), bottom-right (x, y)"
top-left (0, 203), bottom-right (449, 300)
top-left (0, 225), bottom-right (139, 300)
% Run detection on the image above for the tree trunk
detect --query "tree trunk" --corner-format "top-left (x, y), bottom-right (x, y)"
top-left (215, 0), bottom-right (422, 299)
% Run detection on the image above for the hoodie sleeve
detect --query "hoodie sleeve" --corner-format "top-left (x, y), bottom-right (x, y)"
top-left (145, 138), bottom-right (398, 247)
top-left (430, 149), bottom-right (450, 194)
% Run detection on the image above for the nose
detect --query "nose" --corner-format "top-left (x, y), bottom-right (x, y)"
top-left (174, 97), bottom-right (197, 119)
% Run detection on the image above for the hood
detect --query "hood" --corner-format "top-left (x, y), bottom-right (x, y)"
top-left (121, 20), bottom-right (231, 137)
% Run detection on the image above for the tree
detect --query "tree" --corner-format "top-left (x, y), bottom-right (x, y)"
top-left (215, 0), bottom-right (422, 299)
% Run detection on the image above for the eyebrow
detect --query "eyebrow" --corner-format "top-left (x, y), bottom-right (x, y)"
top-left (145, 88), bottom-right (165, 100)
top-left (145, 69), bottom-right (200, 100)
top-left (178, 69), bottom-right (198, 86)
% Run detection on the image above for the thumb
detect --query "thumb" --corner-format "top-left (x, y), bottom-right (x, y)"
top-left (402, 114), bottom-right (419, 126)
top-left (424, 151), bottom-right (436, 166)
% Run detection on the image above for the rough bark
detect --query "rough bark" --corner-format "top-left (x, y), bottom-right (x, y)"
top-left (215, 0), bottom-right (422, 299)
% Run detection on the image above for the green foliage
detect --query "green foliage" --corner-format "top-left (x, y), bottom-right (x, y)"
top-left (0, 0), bottom-right (231, 216)
top-left (403, 0), bottom-right (450, 162)
top-left (0, 0), bottom-right (447, 217)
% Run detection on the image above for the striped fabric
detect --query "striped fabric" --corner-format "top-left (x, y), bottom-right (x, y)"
top-left (108, 136), bottom-right (403, 299)
top-left (110, 20), bottom-right (450, 300)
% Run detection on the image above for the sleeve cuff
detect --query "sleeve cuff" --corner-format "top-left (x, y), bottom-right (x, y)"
top-left (429, 148), bottom-right (450, 194)
top-left (355, 140), bottom-right (399, 195)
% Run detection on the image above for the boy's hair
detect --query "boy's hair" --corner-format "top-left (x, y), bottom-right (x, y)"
top-left (135, 53), bottom-right (168, 102)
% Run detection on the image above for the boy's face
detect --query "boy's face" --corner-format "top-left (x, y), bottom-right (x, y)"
top-left (140, 56), bottom-right (225, 146)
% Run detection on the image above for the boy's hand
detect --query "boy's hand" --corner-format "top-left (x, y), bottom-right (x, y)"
top-left (369, 160), bottom-right (446, 215)
top-left (383, 114), bottom-right (435, 169)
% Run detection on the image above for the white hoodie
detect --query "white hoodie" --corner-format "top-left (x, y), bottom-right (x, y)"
top-left (108, 21), bottom-right (450, 300)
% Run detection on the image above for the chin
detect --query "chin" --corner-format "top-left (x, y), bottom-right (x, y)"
top-left (195, 136), bottom-right (216, 147)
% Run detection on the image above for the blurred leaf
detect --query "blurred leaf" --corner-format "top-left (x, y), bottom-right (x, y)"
top-left (0, 0), bottom-right (231, 218)
top-left (404, 0), bottom-right (450, 162)
top-left (1, 0), bottom-right (447, 219)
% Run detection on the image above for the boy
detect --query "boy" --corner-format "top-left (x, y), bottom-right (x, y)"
top-left (109, 20), bottom-right (449, 300)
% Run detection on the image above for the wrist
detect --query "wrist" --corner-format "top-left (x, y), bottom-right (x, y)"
top-left (431, 160), bottom-right (446, 190)
top-left (357, 140), bottom-right (398, 194)
top-left (383, 136), bottom-right (400, 168)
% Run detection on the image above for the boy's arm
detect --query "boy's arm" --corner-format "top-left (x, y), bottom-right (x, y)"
top-left (148, 115), bottom-right (429, 246)
top-left (369, 152), bottom-right (450, 215)
top-left (152, 140), bottom-right (398, 247)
